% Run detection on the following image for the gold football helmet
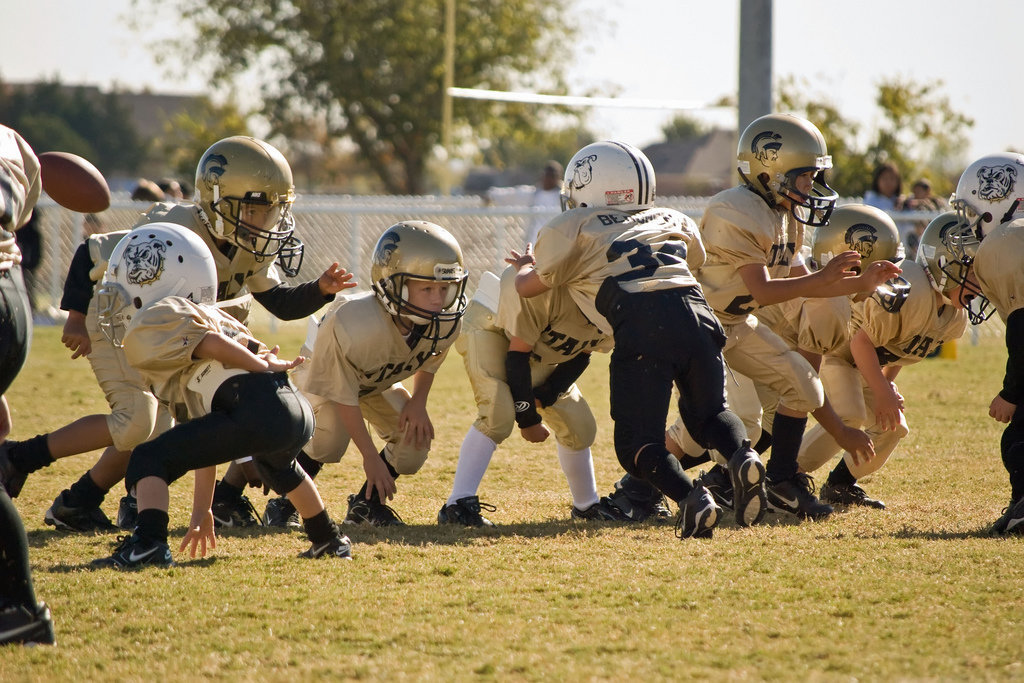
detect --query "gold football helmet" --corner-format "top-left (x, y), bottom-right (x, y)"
top-left (371, 221), bottom-right (468, 349)
top-left (916, 211), bottom-right (992, 323)
top-left (810, 204), bottom-right (909, 312)
top-left (737, 113), bottom-right (837, 227)
top-left (194, 136), bottom-right (300, 267)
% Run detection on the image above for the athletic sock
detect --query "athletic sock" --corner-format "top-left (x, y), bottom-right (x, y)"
top-left (64, 471), bottom-right (107, 508)
top-left (296, 451), bottom-right (323, 480)
top-left (826, 458), bottom-right (857, 487)
top-left (635, 445), bottom-right (693, 505)
top-left (679, 450), bottom-right (712, 470)
top-left (556, 444), bottom-right (598, 510)
top-left (447, 426), bottom-right (497, 505)
top-left (134, 508), bottom-right (169, 545)
top-left (765, 413), bottom-right (807, 483)
top-left (8, 434), bottom-right (53, 474)
top-left (302, 509), bottom-right (336, 545)
top-left (214, 478), bottom-right (244, 503)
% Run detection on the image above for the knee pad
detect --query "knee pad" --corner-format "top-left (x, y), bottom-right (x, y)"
top-left (106, 392), bottom-right (159, 451)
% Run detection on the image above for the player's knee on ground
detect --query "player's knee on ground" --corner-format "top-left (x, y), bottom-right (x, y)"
top-left (383, 441), bottom-right (430, 475)
top-left (105, 392), bottom-right (160, 452)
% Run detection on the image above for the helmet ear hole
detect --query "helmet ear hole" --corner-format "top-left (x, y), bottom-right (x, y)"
top-left (132, 296), bottom-right (143, 310)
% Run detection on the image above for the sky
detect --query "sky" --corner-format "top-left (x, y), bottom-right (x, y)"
top-left (3, 0), bottom-right (1020, 166)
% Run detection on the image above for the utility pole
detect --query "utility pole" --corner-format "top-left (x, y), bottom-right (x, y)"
top-left (440, 0), bottom-right (456, 195)
top-left (738, 0), bottom-right (772, 134)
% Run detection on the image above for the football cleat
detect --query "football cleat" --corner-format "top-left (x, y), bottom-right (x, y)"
top-left (211, 492), bottom-right (263, 528)
top-left (820, 481), bottom-right (886, 510)
top-left (91, 534), bottom-right (174, 570)
top-left (728, 441), bottom-right (767, 527)
top-left (116, 495), bottom-right (138, 530)
top-left (991, 497), bottom-right (1024, 535)
top-left (44, 490), bottom-right (116, 532)
top-left (0, 441), bottom-right (27, 498)
top-left (766, 473), bottom-right (834, 520)
top-left (0, 602), bottom-right (55, 646)
top-left (696, 465), bottom-right (733, 511)
top-left (674, 485), bottom-right (720, 539)
top-left (437, 495), bottom-right (495, 527)
top-left (264, 496), bottom-right (302, 529)
top-left (344, 494), bottom-right (405, 527)
top-left (571, 496), bottom-right (632, 522)
top-left (299, 532), bottom-right (353, 559)
top-left (606, 474), bottom-right (673, 523)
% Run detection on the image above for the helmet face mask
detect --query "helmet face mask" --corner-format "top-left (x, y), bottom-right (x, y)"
top-left (370, 221), bottom-right (468, 352)
top-left (916, 211), bottom-right (993, 324)
top-left (195, 136), bottom-right (297, 261)
top-left (98, 223), bottom-right (218, 347)
top-left (737, 114), bottom-right (838, 227)
top-left (951, 153), bottom-right (1024, 238)
top-left (560, 141), bottom-right (655, 212)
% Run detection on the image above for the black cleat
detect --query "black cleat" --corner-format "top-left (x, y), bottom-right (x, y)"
top-left (992, 497), bottom-right (1024, 535)
top-left (0, 602), bottom-right (55, 646)
top-left (820, 481), bottom-right (886, 510)
top-left (345, 494), bottom-right (405, 527)
top-left (44, 490), bottom-right (116, 532)
top-left (91, 534), bottom-right (173, 569)
top-left (116, 495), bottom-right (138, 530)
top-left (728, 441), bottom-right (767, 527)
top-left (211, 492), bottom-right (262, 528)
top-left (299, 532), bottom-right (353, 559)
top-left (571, 496), bottom-right (632, 522)
top-left (0, 441), bottom-right (27, 498)
top-left (437, 495), bottom-right (495, 527)
top-left (697, 464), bottom-right (734, 511)
top-left (766, 473), bottom-right (834, 520)
top-left (264, 496), bottom-right (302, 529)
top-left (606, 475), bottom-right (673, 523)
top-left (674, 485), bottom-right (720, 539)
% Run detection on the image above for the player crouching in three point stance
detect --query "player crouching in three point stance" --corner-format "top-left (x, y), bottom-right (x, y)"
top-left (284, 221), bottom-right (467, 527)
top-left (513, 141), bottom-right (764, 539)
top-left (91, 224), bottom-right (350, 569)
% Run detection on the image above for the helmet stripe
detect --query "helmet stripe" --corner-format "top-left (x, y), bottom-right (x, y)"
top-left (609, 141), bottom-right (651, 207)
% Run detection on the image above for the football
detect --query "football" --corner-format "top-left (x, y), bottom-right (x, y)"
top-left (37, 151), bottom-right (111, 213)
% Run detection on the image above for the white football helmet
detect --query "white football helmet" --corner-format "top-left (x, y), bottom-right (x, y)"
top-left (561, 141), bottom-right (655, 211)
top-left (951, 152), bottom-right (1024, 238)
top-left (97, 223), bottom-right (218, 347)
top-left (737, 113), bottom-right (837, 227)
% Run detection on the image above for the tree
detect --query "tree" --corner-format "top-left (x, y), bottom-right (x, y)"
top-left (661, 114), bottom-right (707, 143)
top-left (778, 76), bottom-right (973, 197)
top-left (143, 0), bottom-right (578, 194)
top-left (153, 98), bottom-right (253, 180)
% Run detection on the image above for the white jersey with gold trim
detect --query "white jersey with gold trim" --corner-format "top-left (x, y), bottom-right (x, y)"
top-left (532, 206), bottom-right (704, 333)
top-left (973, 218), bottom-right (1024, 322)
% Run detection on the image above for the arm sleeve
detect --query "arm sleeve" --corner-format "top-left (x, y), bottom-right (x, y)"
top-left (1000, 308), bottom-right (1024, 404)
top-left (533, 353), bottom-right (591, 408)
top-left (60, 242), bottom-right (96, 314)
top-left (505, 350), bottom-right (541, 428)
top-left (252, 280), bottom-right (333, 320)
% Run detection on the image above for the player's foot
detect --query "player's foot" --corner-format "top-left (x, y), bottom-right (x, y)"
top-left (345, 494), bottom-right (405, 527)
top-left (437, 495), bottom-right (495, 527)
top-left (44, 490), bottom-right (116, 532)
top-left (992, 497), bottom-right (1024, 535)
top-left (299, 532), bottom-right (353, 559)
top-left (0, 602), bottom-right (55, 646)
top-left (211, 492), bottom-right (262, 528)
top-left (606, 474), bottom-right (673, 523)
top-left (91, 534), bottom-right (173, 570)
top-left (264, 496), bottom-right (302, 529)
top-left (728, 441), bottom-right (767, 527)
top-left (116, 495), bottom-right (138, 530)
top-left (820, 481), bottom-right (886, 510)
top-left (0, 441), bottom-right (27, 498)
top-left (674, 485), bottom-right (720, 539)
top-left (571, 496), bottom-right (632, 522)
top-left (696, 465), bottom-right (733, 510)
top-left (766, 473), bottom-right (834, 520)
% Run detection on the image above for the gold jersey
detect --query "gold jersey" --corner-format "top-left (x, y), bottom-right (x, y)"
top-left (755, 295), bottom-right (852, 357)
top-left (698, 185), bottom-right (803, 325)
top-left (973, 218), bottom-right (1024, 322)
top-left (532, 206), bottom-right (704, 333)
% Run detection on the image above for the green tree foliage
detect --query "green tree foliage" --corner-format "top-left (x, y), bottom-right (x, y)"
top-left (155, 98), bottom-right (253, 181)
top-left (778, 76), bottom-right (973, 197)
top-left (0, 78), bottom-right (146, 176)
top-left (661, 114), bottom-right (707, 142)
top-left (149, 0), bottom-right (577, 194)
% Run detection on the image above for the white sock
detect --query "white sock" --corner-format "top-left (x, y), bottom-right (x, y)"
top-left (447, 426), bottom-right (498, 505)
top-left (557, 444), bottom-right (599, 510)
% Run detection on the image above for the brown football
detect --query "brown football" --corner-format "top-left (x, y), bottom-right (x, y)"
top-left (38, 151), bottom-right (111, 213)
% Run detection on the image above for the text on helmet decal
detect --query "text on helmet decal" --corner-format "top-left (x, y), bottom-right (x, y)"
top-left (844, 224), bottom-right (878, 259)
top-left (434, 262), bottom-right (463, 280)
top-left (752, 131), bottom-right (782, 167)
top-left (568, 154), bottom-right (598, 190)
top-left (123, 238), bottom-right (167, 286)
top-left (975, 164), bottom-right (1018, 202)
top-left (605, 189), bottom-right (635, 206)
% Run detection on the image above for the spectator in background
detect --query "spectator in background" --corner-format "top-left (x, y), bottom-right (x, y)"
top-left (130, 178), bottom-right (164, 203)
top-left (157, 178), bottom-right (185, 202)
top-left (81, 213), bottom-right (103, 242)
top-left (902, 178), bottom-right (946, 260)
top-left (864, 162), bottom-right (912, 252)
top-left (524, 160), bottom-right (564, 247)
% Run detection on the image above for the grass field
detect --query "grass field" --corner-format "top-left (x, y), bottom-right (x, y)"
top-left (3, 322), bottom-right (1023, 681)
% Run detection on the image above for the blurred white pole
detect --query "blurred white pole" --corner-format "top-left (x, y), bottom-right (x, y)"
top-left (440, 0), bottom-right (455, 196)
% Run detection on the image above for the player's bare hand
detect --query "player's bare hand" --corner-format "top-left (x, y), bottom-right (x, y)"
top-left (835, 425), bottom-right (874, 467)
top-left (318, 262), bottom-right (357, 296)
top-left (179, 509), bottom-right (217, 559)
top-left (364, 456), bottom-right (397, 501)
top-left (399, 402), bottom-right (434, 450)
top-left (990, 395), bottom-right (1017, 423)
top-left (61, 315), bottom-right (92, 359)
top-left (859, 260), bottom-right (903, 291)
top-left (874, 386), bottom-right (903, 431)
top-left (519, 422), bottom-right (550, 443)
top-left (891, 382), bottom-right (905, 410)
top-left (818, 251), bottom-right (862, 284)
top-left (505, 244), bottom-right (536, 270)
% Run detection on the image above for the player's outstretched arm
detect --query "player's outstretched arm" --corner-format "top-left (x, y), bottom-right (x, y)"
top-left (850, 329), bottom-right (902, 432)
top-left (399, 371), bottom-right (435, 451)
top-left (318, 262), bottom-right (357, 296)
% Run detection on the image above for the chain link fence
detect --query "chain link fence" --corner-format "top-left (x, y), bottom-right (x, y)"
top-left (27, 194), bottom-right (1001, 340)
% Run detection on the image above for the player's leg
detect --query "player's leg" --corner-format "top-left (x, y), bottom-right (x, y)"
top-left (992, 414), bottom-right (1024, 534)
